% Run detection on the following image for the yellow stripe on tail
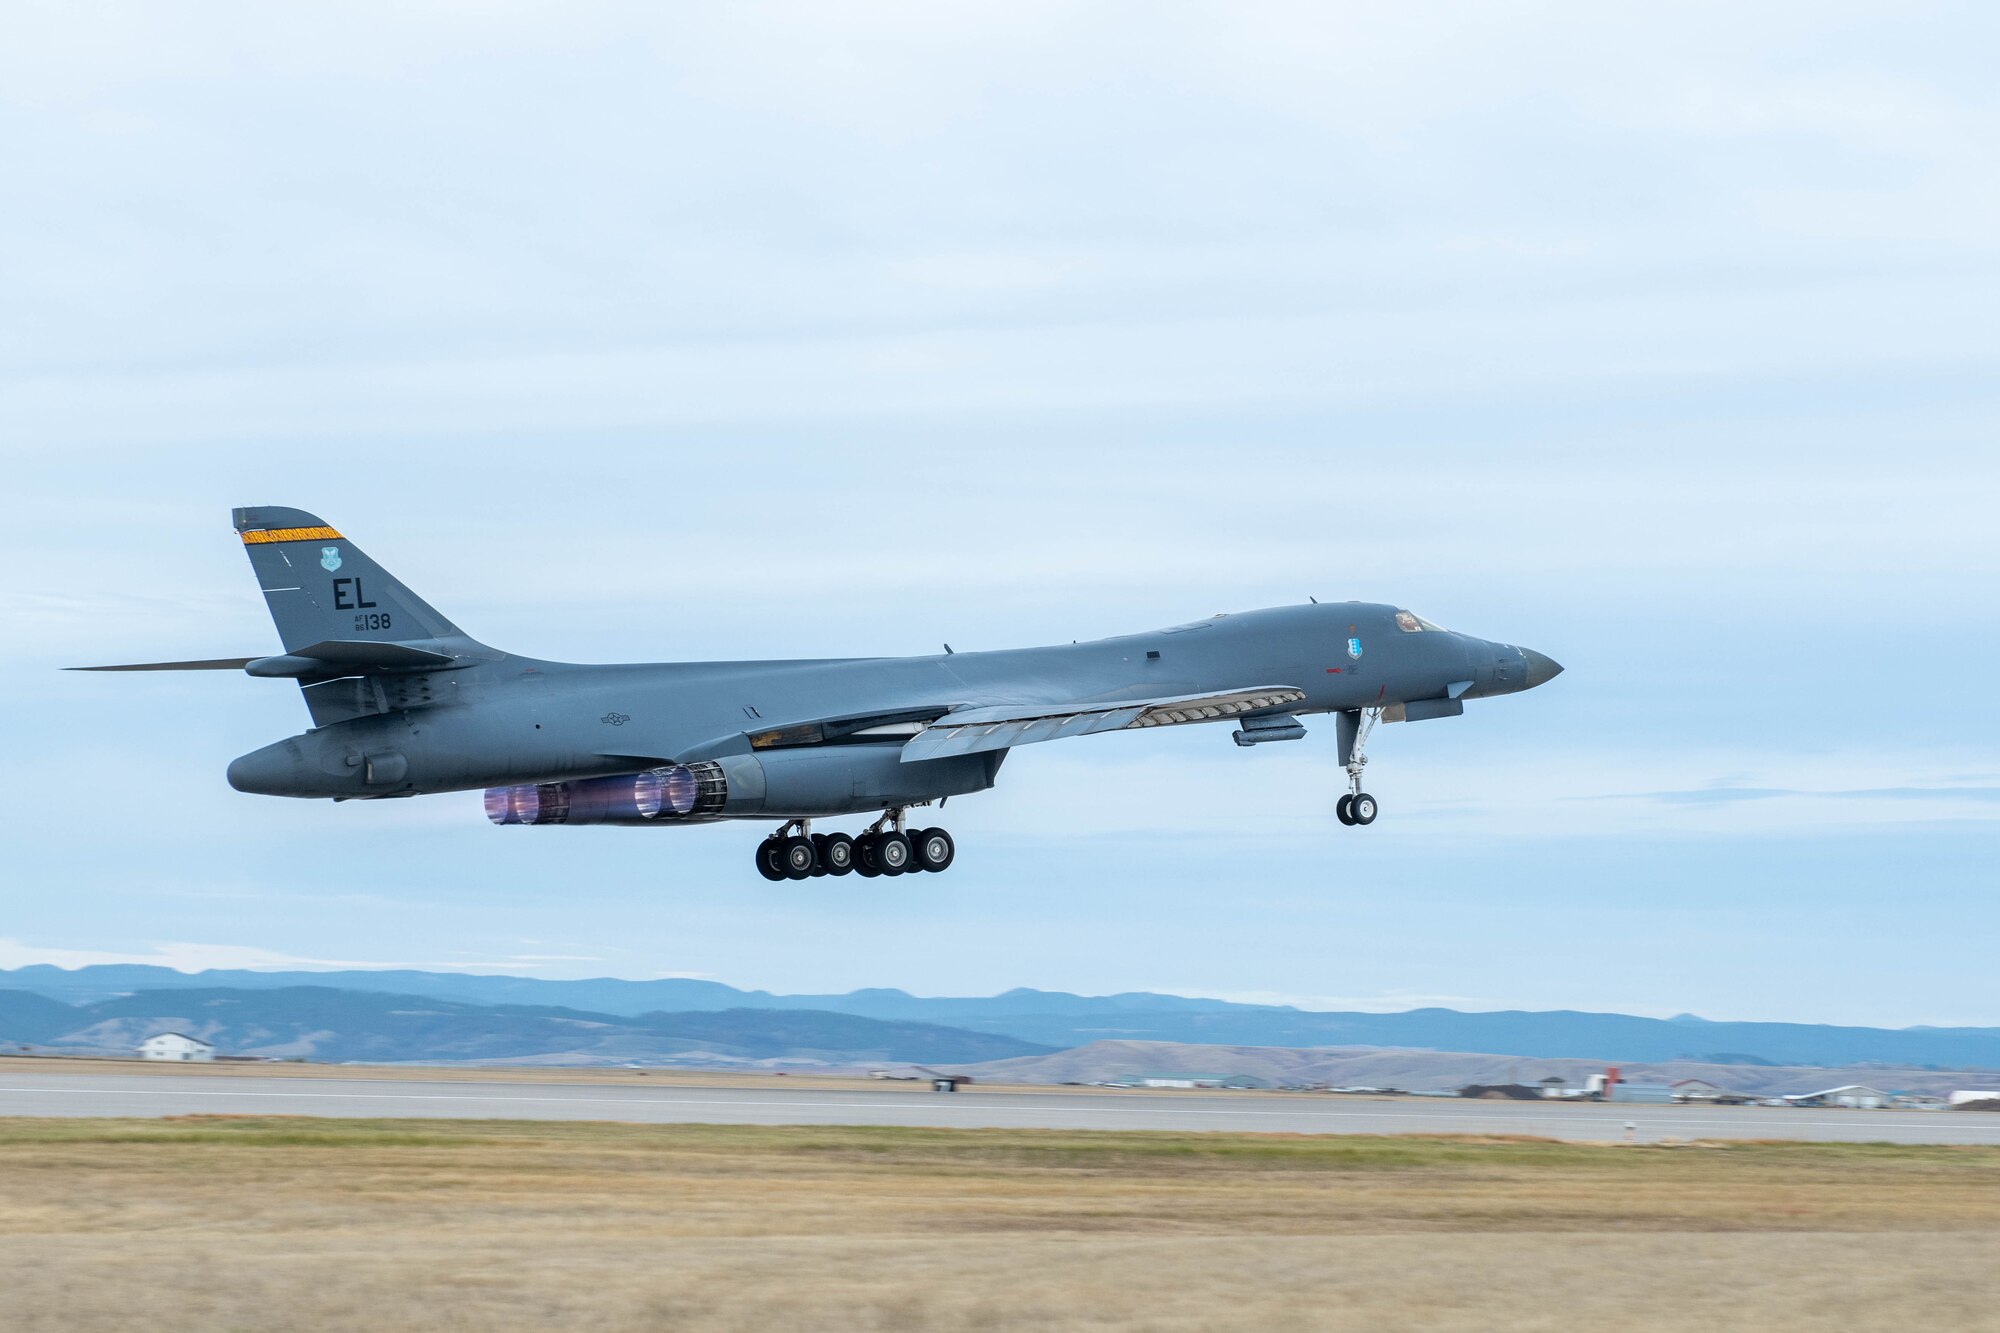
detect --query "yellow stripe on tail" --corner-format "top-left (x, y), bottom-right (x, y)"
top-left (240, 526), bottom-right (343, 544)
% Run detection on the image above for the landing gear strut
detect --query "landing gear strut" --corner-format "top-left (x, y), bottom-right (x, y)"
top-left (1335, 708), bottom-right (1381, 827)
top-left (756, 807), bottom-right (958, 879)
top-left (856, 807), bottom-right (915, 876)
top-left (756, 820), bottom-right (821, 880)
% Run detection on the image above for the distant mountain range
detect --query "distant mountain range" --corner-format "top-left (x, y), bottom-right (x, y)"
top-left (0, 964), bottom-right (1251, 1018)
top-left (0, 986), bottom-right (1052, 1066)
top-left (5, 964), bottom-right (2000, 1070)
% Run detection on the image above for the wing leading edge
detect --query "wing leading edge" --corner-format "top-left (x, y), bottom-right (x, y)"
top-left (900, 686), bottom-right (1306, 761)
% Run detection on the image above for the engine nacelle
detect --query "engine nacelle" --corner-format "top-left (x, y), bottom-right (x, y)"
top-left (485, 762), bottom-right (726, 826)
top-left (484, 747), bottom-right (1002, 824)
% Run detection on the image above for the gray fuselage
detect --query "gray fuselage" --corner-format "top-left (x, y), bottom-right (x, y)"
top-left (226, 601), bottom-right (1556, 819)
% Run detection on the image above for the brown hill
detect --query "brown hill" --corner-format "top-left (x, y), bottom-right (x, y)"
top-left (948, 1039), bottom-right (1980, 1098)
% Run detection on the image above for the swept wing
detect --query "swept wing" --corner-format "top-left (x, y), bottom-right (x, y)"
top-left (900, 686), bottom-right (1306, 761)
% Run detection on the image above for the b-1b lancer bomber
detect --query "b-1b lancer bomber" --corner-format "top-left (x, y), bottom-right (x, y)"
top-left (77, 508), bottom-right (1562, 880)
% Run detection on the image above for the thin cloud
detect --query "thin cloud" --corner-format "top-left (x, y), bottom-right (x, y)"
top-left (1608, 784), bottom-right (2000, 806)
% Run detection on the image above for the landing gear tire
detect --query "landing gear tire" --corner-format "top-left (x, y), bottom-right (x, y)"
top-left (779, 835), bottom-right (818, 880)
top-left (873, 831), bottom-right (914, 876)
top-left (853, 833), bottom-right (884, 878)
top-left (1350, 793), bottom-right (1378, 826)
top-left (911, 827), bottom-right (955, 873)
top-left (820, 832), bottom-right (857, 876)
top-left (1336, 795), bottom-right (1356, 826)
top-left (755, 839), bottom-right (788, 881)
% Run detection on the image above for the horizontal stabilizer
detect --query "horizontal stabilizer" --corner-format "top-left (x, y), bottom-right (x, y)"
top-left (289, 639), bottom-right (458, 669)
top-left (67, 658), bottom-right (257, 672)
top-left (70, 640), bottom-right (459, 678)
top-left (902, 686), bottom-right (1306, 761)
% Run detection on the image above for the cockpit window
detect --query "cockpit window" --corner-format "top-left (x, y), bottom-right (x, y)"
top-left (1395, 610), bottom-right (1446, 633)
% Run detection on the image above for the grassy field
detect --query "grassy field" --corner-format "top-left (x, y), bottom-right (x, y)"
top-left (3, 1118), bottom-right (1999, 1331)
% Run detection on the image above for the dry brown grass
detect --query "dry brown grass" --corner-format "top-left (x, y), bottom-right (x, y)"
top-left (2, 1119), bottom-right (1998, 1331)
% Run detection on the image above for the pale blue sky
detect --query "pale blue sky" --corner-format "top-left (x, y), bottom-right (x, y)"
top-left (2, 3), bottom-right (1995, 1025)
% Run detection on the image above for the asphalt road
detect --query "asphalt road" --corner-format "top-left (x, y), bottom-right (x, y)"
top-left (3, 1069), bottom-right (1998, 1143)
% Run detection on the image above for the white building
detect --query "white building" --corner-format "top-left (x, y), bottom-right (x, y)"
top-left (137, 1032), bottom-right (214, 1063)
top-left (1114, 1073), bottom-right (1269, 1090)
top-left (1671, 1079), bottom-right (1727, 1102)
top-left (1949, 1090), bottom-right (2000, 1107)
top-left (1785, 1084), bottom-right (1889, 1109)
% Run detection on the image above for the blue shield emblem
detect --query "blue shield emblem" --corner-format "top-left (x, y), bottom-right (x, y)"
top-left (320, 546), bottom-right (342, 572)
top-left (1347, 637), bottom-right (1363, 660)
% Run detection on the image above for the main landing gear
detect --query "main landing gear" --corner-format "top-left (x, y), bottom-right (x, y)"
top-left (1335, 708), bottom-right (1381, 827)
top-left (755, 811), bottom-right (957, 881)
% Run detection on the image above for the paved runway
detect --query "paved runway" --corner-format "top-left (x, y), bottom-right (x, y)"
top-left (3, 1069), bottom-right (1999, 1143)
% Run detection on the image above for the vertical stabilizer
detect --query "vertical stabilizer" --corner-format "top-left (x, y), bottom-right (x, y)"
top-left (232, 506), bottom-right (465, 654)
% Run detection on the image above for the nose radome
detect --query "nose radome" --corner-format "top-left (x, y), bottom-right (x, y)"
top-left (1522, 648), bottom-right (1564, 689)
top-left (226, 744), bottom-right (289, 794)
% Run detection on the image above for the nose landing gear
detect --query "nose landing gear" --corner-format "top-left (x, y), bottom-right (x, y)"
top-left (755, 808), bottom-right (959, 879)
top-left (1336, 708), bottom-right (1381, 827)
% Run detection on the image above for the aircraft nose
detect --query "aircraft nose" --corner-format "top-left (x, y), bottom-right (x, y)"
top-left (1521, 648), bottom-right (1564, 689)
